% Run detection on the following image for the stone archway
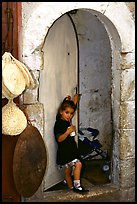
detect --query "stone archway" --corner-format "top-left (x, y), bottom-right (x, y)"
top-left (21, 2), bottom-right (135, 201)
top-left (22, 2), bottom-right (134, 68)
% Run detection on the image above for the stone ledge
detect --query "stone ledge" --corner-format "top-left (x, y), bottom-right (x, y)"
top-left (26, 182), bottom-right (120, 202)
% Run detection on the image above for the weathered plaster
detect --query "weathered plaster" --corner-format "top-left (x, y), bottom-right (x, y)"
top-left (22, 2), bottom-right (134, 55)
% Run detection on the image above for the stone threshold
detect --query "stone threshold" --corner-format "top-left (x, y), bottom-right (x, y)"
top-left (26, 181), bottom-right (120, 202)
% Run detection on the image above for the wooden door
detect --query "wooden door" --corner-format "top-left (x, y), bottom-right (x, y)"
top-left (2, 2), bottom-right (21, 202)
top-left (39, 14), bottom-right (78, 190)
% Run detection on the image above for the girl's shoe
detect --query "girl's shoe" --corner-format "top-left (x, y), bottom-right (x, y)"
top-left (73, 186), bottom-right (89, 194)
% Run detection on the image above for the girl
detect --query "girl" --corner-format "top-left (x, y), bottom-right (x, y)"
top-left (54, 94), bottom-right (89, 193)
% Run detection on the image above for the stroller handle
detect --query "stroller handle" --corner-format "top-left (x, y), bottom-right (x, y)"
top-left (78, 127), bottom-right (99, 138)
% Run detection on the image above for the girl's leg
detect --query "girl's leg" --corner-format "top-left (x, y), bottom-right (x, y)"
top-left (64, 166), bottom-right (73, 189)
top-left (73, 161), bottom-right (82, 188)
top-left (73, 161), bottom-right (82, 180)
top-left (73, 161), bottom-right (89, 192)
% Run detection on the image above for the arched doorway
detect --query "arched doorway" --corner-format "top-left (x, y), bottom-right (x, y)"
top-left (39, 9), bottom-right (117, 190)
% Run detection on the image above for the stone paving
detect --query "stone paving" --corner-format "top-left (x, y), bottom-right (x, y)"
top-left (26, 179), bottom-right (122, 202)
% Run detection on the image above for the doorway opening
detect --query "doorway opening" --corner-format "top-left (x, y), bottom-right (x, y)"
top-left (69, 9), bottom-right (112, 186)
top-left (42, 8), bottom-right (120, 191)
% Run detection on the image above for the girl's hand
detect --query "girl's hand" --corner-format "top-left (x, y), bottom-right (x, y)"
top-left (67, 125), bottom-right (76, 134)
top-left (73, 94), bottom-right (81, 105)
top-left (58, 125), bottom-right (76, 142)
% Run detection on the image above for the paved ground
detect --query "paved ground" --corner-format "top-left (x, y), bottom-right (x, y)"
top-left (26, 178), bottom-right (122, 202)
top-left (42, 179), bottom-right (121, 202)
top-left (25, 160), bottom-right (123, 202)
top-left (25, 160), bottom-right (135, 202)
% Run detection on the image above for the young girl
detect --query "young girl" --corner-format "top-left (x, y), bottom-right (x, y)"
top-left (54, 94), bottom-right (89, 193)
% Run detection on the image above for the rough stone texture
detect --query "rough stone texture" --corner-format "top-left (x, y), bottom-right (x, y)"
top-left (25, 181), bottom-right (121, 202)
top-left (111, 129), bottom-right (120, 187)
top-left (126, 2), bottom-right (135, 20)
top-left (22, 51), bottom-right (44, 71)
top-left (121, 68), bottom-right (135, 101)
top-left (121, 52), bottom-right (135, 70)
top-left (119, 129), bottom-right (135, 160)
top-left (119, 158), bottom-right (135, 189)
top-left (23, 70), bottom-right (39, 104)
top-left (104, 2), bottom-right (135, 52)
top-left (25, 103), bottom-right (44, 137)
top-left (120, 101), bottom-right (135, 129)
top-left (119, 187), bottom-right (135, 202)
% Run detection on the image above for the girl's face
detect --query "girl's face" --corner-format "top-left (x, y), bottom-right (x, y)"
top-left (60, 107), bottom-right (75, 122)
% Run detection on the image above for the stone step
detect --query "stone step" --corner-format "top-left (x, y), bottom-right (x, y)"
top-left (42, 184), bottom-right (120, 202)
top-left (26, 181), bottom-right (120, 202)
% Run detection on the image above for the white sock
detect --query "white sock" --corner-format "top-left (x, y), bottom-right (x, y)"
top-left (74, 180), bottom-right (81, 189)
top-left (70, 186), bottom-right (73, 189)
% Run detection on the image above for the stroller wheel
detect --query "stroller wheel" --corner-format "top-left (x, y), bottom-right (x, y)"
top-left (102, 164), bottom-right (110, 172)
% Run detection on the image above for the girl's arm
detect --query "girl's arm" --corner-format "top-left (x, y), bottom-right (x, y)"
top-left (73, 94), bottom-right (81, 105)
top-left (57, 125), bottom-right (75, 142)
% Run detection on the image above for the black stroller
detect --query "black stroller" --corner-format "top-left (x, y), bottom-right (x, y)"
top-left (78, 127), bottom-right (111, 178)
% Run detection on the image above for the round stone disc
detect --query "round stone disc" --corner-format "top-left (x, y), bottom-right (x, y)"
top-left (13, 124), bottom-right (47, 198)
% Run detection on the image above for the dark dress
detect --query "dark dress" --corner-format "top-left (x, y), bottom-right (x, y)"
top-left (54, 118), bottom-right (80, 165)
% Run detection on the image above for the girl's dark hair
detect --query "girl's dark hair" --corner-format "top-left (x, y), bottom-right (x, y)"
top-left (56, 97), bottom-right (77, 120)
